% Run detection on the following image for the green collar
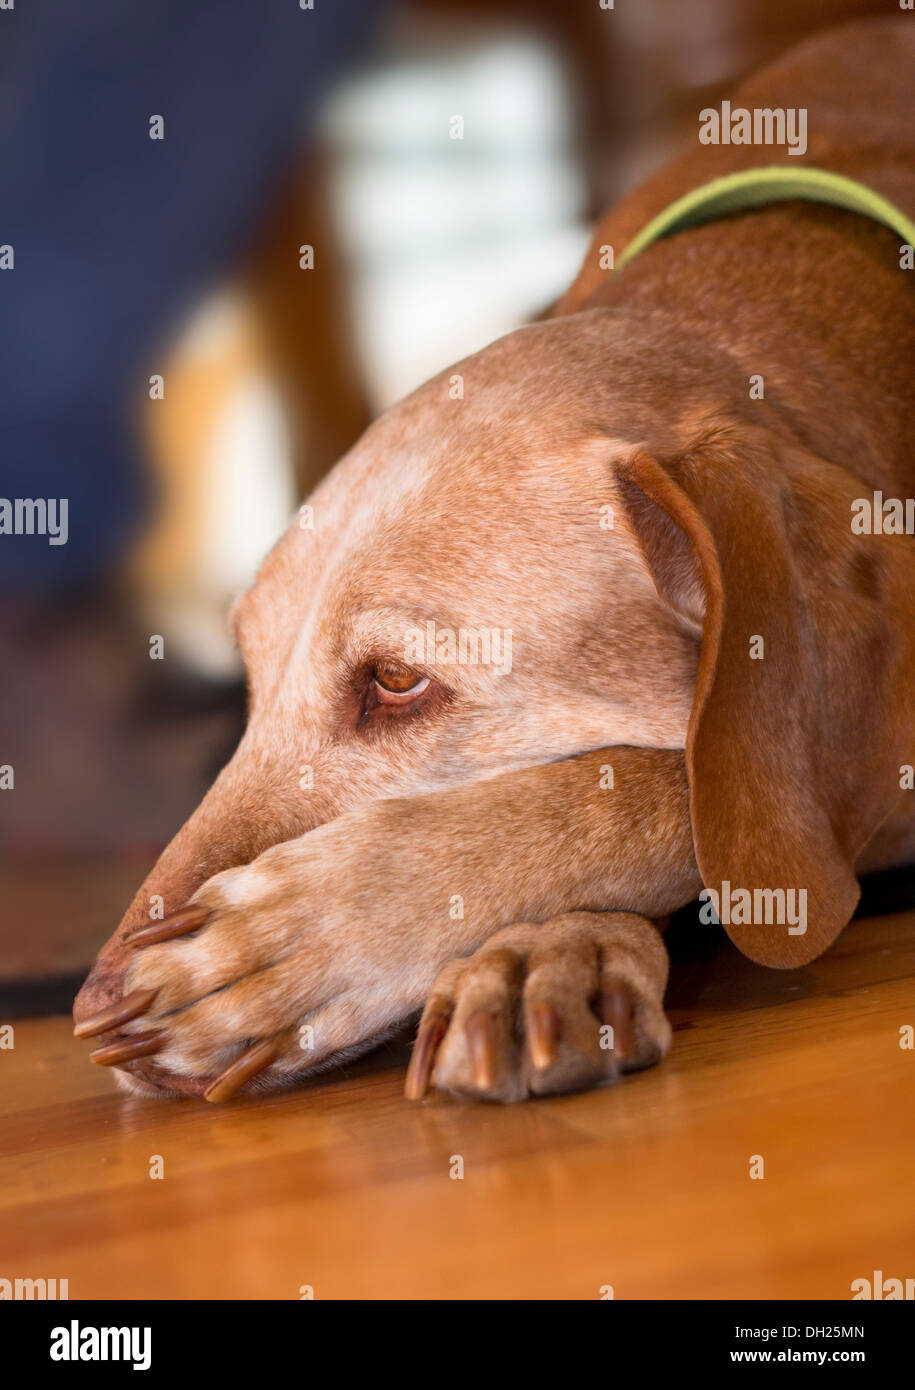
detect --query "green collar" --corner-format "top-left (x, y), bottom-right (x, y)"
top-left (617, 165), bottom-right (915, 270)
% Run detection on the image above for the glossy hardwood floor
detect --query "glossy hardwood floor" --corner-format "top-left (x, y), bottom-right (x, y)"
top-left (2, 908), bottom-right (914, 1300)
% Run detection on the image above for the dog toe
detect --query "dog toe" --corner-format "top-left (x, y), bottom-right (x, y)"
top-left (412, 914), bottom-right (671, 1103)
top-left (427, 947), bottom-right (527, 1102)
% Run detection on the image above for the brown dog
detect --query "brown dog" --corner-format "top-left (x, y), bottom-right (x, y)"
top-left (73, 19), bottom-right (915, 1103)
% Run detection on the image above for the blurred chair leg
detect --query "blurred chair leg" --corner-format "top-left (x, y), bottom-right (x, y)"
top-left (245, 156), bottom-right (373, 502)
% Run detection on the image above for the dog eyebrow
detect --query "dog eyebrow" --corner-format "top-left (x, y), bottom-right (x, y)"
top-left (349, 605), bottom-right (466, 652)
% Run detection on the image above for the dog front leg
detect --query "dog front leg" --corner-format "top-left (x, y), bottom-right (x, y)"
top-left (77, 746), bottom-right (699, 1098)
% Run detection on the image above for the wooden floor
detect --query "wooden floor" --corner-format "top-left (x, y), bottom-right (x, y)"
top-left (3, 909), bottom-right (915, 1301)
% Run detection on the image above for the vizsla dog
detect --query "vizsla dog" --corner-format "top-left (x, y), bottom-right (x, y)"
top-left (74, 20), bottom-right (915, 1103)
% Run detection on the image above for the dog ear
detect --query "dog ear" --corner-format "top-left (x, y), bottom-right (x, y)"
top-left (615, 432), bottom-right (914, 967)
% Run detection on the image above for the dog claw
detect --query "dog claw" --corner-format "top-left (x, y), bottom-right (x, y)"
top-left (527, 999), bottom-right (561, 1070)
top-left (404, 1007), bottom-right (451, 1101)
top-left (90, 1029), bottom-right (168, 1066)
top-left (203, 1039), bottom-right (279, 1103)
top-left (124, 905), bottom-right (210, 949)
top-left (73, 987), bottom-right (160, 1039)
top-left (465, 1010), bottom-right (498, 1091)
top-left (598, 983), bottom-right (634, 1058)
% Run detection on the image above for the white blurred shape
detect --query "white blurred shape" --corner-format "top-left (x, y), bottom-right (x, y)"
top-left (321, 26), bottom-right (590, 411)
top-left (202, 373), bottom-right (295, 596)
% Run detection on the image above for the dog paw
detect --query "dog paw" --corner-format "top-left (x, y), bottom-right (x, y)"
top-left (72, 832), bottom-right (420, 1100)
top-left (404, 912), bottom-right (671, 1103)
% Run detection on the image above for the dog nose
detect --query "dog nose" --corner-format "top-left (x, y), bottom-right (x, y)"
top-left (71, 745), bottom-right (316, 1082)
top-left (72, 933), bottom-right (136, 1029)
top-left (71, 885), bottom-right (206, 1094)
top-left (72, 864), bottom-right (200, 1031)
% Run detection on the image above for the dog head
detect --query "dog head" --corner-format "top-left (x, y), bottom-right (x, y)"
top-left (74, 307), bottom-right (914, 1058)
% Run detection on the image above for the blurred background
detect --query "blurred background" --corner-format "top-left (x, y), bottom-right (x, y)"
top-left (0, 0), bottom-right (891, 1007)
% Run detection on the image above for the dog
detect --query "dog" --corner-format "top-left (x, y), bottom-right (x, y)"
top-left (73, 19), bottom-right (915, 1103)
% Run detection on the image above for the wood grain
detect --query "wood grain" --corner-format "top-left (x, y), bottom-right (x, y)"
top-left (2, 910), bottom-right (913, 1300)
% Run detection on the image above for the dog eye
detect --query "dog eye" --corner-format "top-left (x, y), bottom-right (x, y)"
top-left (372, 662), bottom-right (430, 703)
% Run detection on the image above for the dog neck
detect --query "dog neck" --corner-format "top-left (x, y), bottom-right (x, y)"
top-left (614, 166), bottom-right (915, 272)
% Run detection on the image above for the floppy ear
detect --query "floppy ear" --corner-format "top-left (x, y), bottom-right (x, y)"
top-left (615, 430), bottom-right (915, 967)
